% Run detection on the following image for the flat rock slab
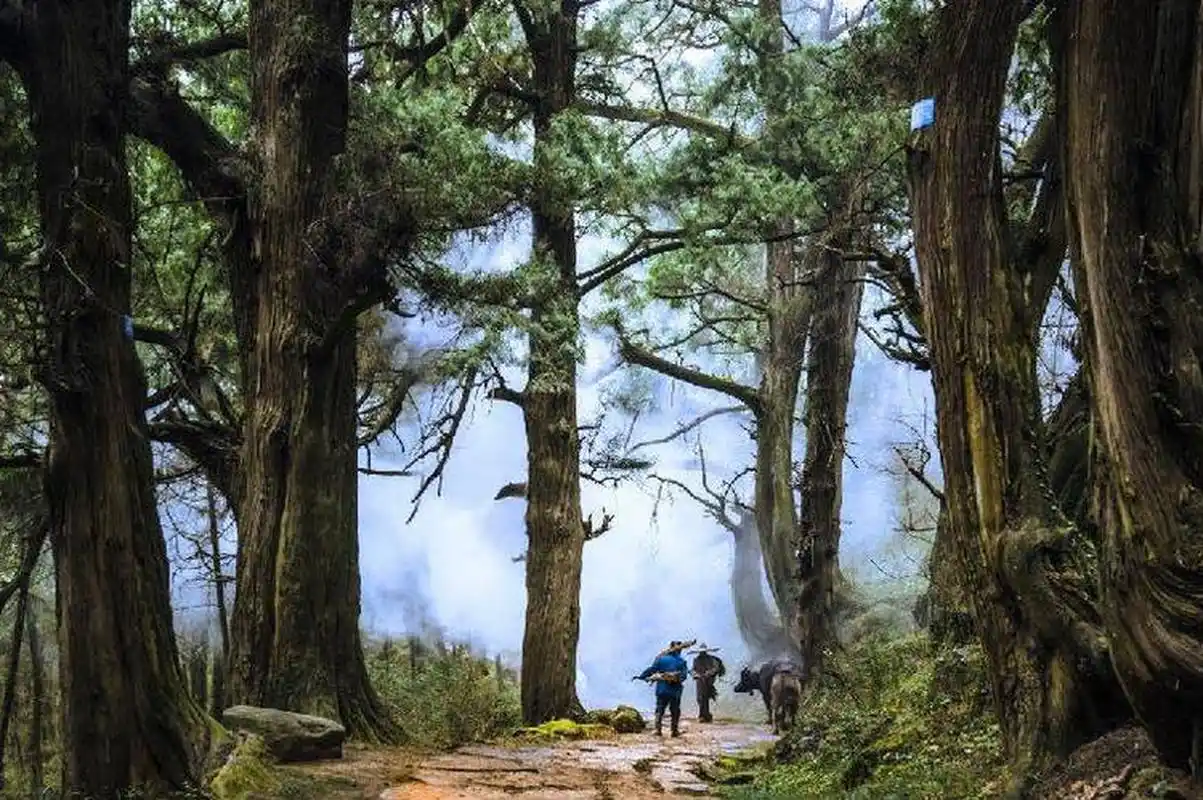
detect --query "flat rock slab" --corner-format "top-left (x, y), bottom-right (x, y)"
top-left (222, 705), bottom-right (346, 762)
top-left (381, 721), bottom-right (776, 799)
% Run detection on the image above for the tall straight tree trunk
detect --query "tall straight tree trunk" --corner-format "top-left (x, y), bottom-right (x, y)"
top-left (206, 482), bottom-right (229, 715)
top-left (1063, 0), bottom-right (1203, 769)
top-left (515, 0), bottom-right (587, 725)
top-left (794, 237), bottom-right (864, 673)
top-left (753, 0), bottom-right (809, 622)
top-left (227, 0), bottom-right (393, 739)
top-left (907, 0), bottom-right (1122, 781)
top-left (25, 597), bottom-right (45, 797)
top-left (18, 0), bottom-right (212, 791)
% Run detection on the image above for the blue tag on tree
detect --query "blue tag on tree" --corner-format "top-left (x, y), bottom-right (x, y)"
top-left (122, 315), bottom-right (134, 339)
top-left (910, 97), bottom-right (936, 131)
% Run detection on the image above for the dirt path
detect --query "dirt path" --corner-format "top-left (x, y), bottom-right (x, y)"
top-left (378, 721), bottom-right (775, 799)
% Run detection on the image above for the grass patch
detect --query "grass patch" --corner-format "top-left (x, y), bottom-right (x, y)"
top-left (718, 634), bottom-right (1005, 800)
top-left (366, 636), bottom-right (523, 750)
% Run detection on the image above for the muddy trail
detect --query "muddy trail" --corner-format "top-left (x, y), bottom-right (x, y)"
top-left (377, 720), bottom-right (775, 799)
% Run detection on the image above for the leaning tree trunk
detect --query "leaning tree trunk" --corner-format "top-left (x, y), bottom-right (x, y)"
top-left (227, 0), bottom-right (393, 739)
top-left (1063, 0), bottom-right (1203, 769)
top-left (794, 239), bottom-right (864, 674)
top-left (730, 509), bottom-right (797, 660)
top-left (908, 0), bottom-right (1123, 782)
top-left (19, 0), bottom-right (212, 791)
top-left (515, 0), bottom-right (587, 725)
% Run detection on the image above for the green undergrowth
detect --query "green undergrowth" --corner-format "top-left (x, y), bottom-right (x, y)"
top-left (366, 636), bottom-right (523, 750)
top-left (716, 633), bottom-right (1005, 800)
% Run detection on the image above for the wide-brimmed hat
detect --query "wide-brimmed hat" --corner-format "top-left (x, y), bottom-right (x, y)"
top-left (689, 643), bottom-right (722, 654)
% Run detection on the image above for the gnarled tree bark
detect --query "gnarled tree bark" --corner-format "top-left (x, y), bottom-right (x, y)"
top-left (908, 0), bottom-right (1124, 782)
top-left (226, 0), bottom-right (395, 739)
top-left (1063, 0), bottom-right (1203, 770)
top-left (11, 0), bottom-right (214, 791)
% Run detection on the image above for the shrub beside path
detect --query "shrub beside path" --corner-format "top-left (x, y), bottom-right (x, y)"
top-left (379, 720), bottom-right (775, 799)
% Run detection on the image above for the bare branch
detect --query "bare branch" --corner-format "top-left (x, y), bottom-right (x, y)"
top-left (892, 445), bottom-right (945, 503)
top-left (626, 406), bottom-right (744, 454)
top-left (359, 467), bottom-right (415, 477)
top-left (582, 509), bottom-right (615, 540)
top-left (357, 363), bottom-right (429, 447)
top-left (406, 367), bottom-right (479, 520)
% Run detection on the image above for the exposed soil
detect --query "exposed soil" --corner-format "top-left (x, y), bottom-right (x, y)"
top-left (375, 720), bottom-right (775, 800)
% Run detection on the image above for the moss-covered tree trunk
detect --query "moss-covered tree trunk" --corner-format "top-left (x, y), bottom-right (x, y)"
top-left (1063, 0), bottom-right (1203, 769)
top-left (515, 0), bottom-right (587, 725)
top-left (908, 0), bottom-right (1123, 781)
top-left (794, 241), bottom-right (864, 673)
top-left (752, 0), bottom-right (809, 624)
top-left (17, 0), bottom-right (212, 791)
top-left (226, 0), bottom-right (393, 739)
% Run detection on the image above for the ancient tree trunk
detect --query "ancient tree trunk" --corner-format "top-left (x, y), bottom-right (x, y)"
top-left (754, 290), bottom-right (808, 622)
top-left (227, 0), bottom-right (393, 739)
top-left (752, 0), bottom-right (809, 624)
top-left (794, 244), bottom-right (864, 673)
top-left (516, 0), bottom-right (587, 725)
top-left (1063, 0), bottom-right (1203, 769)
top-left (730, 510), bottom-right (797, 660)
top-left (908, 0), bottom-right (1122, 780)
top-left (20, 0), bottom-right (212, 791)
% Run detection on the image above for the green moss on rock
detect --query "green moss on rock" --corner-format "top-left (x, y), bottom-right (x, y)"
top-left (209, 734), bottom-right (283, 800)
top-left (582, 705), bottom-right (645, 733)
top-left (513, 718), bottom-right (618, 742)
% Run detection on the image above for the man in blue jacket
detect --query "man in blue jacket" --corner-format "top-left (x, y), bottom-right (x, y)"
top-left (633, 640), bottom-right (690, 737)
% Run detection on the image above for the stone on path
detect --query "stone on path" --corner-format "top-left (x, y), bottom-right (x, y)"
top-left (221, 705), bottom-right (346, 762)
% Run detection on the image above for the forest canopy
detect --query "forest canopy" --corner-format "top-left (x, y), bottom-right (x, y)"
top-left (0, 0), bottom-right (1201, 798)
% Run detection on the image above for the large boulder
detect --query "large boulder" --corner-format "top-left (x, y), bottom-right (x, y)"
top-left (221, 705), bottom-right (346, 762)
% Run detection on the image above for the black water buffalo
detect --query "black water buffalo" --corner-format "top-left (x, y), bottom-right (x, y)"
top-left (769, 671), bottom-right (802, 734)
top-left (733, 659), bottom-right (804, 723)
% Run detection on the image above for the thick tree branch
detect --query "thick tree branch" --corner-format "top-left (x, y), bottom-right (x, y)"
top-left (147, 416), bottom-right (240, 507)
top-left (576, 100), bottom-right (745, 144)
top-left (132, 33), bottom-right (247, 72)
top-left (0, 453), bottom-right (39, 470)
top-left (618, 336), bottom-right (761, 413)
top-left (127, 77), bottom-right (246, 212)
top-left (392, 1), bottom-right (479, 82)
top-left (487, 384), bottom-right (527, 408)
